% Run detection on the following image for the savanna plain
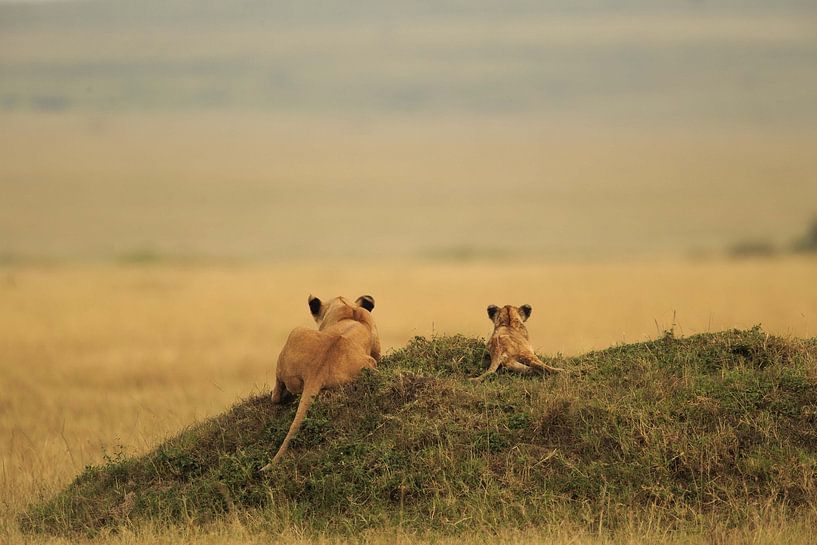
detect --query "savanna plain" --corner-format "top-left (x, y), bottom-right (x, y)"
top-left (2, 257), bottom-right (817, 545)
top-left (3, 2), bottom-right (817, 542)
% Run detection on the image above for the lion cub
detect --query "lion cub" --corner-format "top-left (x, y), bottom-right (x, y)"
top-left (260, 294), bottom-right (380, 471)
top-left (471, 304), bottom-right (563, 382)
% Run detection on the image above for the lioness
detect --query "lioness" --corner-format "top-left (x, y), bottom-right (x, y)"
top-left (260, 294), bottom-right (380, 471)
top-left (471, 304), bottom-right (563, 382)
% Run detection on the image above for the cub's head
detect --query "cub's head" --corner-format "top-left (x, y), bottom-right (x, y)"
top-left (307, 294), bottom-right (376, 329)
top-left (486, 304), bottom-right (532, 330)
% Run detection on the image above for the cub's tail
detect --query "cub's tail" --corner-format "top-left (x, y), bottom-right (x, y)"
top-left (519, 353), bottom-right (564, 374)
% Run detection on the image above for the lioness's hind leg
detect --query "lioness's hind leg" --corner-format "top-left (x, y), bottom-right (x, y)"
top-left (271, 377), bottom-right (293, 404)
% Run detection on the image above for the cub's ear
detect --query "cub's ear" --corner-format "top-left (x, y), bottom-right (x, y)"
top-left (519, 304), bottom-right (532, 321)
top-left (487, 305), bottom-right (499, 320)
top-left (356, 295), bottom-right (375, 312)
top-left (308, 294), bottom-right (322, 316)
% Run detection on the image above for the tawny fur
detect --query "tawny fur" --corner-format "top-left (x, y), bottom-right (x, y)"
top-left (471, 304), bottom-right (563, 382)
top-left (260, 294), bottom-right (380, 471)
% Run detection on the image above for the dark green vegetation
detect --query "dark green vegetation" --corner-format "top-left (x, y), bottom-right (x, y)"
top-left (21, 328), bottom-right (817, 536)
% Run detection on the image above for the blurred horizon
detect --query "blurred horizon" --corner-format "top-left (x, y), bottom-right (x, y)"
top-left (1, 0), bottom-right (816, 260)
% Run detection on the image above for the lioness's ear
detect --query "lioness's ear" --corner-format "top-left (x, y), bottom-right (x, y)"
top-left (487, 305), bottom-right (499, 320)
top-left (356, 295), bottom-right (375, 312)
top-left (519, 304), bottom-right (532, 322)
top-left (308, 294), bottom-right (322, 316)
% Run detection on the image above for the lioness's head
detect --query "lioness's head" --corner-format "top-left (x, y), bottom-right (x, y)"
top-left (308, 294), bottom-right (376, 329)
top-left (487, 304), bottom-right (532, 329)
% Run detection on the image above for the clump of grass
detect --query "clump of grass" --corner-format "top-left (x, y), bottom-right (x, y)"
top-left (20, 328), bottom-right (817, 537)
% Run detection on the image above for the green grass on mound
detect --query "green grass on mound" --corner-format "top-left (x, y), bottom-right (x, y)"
top-left (20, 328), bottom-right (817, 536)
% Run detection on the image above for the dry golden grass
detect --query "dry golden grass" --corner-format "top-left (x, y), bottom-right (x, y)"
top-left (14, 514), bottom-right (817, 545)
top-left (2, 257), bottom-right (817, 544)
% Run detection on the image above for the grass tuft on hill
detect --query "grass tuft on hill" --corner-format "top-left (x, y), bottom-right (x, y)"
top-left (20, 328), bottom-right (817, 537)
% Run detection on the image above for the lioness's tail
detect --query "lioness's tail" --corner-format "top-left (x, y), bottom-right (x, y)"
top-left (260, 381), bottom-right (321, 471)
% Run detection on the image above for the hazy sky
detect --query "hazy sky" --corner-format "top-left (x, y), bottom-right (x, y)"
top-left (1, 1), bottom-right (816, 259)
top-left (2, 1), bottom-right (816, 124)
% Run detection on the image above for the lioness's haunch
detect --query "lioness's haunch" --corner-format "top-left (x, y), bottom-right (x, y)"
top-left (260, 294), bottom-right (380, 471)
top-left (471, 304), bottom-right (563, 382)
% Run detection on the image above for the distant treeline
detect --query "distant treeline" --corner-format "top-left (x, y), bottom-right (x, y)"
top-left (729, 216), bottom-right (817, 257)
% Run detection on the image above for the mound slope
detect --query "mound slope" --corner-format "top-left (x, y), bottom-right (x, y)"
top-left (21, 329), bottom-right (817, 536)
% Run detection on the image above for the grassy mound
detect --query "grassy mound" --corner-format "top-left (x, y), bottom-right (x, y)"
top-left (21, 328), bottom-right (817, 536)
